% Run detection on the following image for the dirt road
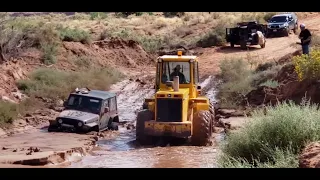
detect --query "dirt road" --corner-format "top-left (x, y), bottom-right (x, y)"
top-left (199, 15), bottom-right (320, 77)
top-left (0, 15), bottom-right (319, 168)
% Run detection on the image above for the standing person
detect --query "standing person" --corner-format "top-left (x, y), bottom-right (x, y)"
top-left (298, 23), bottom-right (312, 55)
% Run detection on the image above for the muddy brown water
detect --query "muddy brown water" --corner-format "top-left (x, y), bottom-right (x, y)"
top-left (69, 127), bottom-right (221, 168)
top-left (68, 75), bottom-right (221, 168)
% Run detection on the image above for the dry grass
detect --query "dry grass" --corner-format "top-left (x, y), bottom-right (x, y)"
top-left (2, 12), bottom-right (316, 54)
top-left (0, 97), bottom-right (43, 128)
top-left (16, 67), bottom-right (124, 101)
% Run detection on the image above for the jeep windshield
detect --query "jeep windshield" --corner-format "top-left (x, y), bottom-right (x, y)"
top-left (65, 95), bottom-right (102, 114)
top-left (269, 16), bottom-right (287, 23)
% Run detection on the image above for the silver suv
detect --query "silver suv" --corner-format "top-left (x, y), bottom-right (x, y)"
top-left (266, 12), bottom-right (298, 37)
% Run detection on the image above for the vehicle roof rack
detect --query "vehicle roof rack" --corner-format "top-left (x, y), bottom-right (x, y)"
top-left (74, 87), bottom-right (91, 94)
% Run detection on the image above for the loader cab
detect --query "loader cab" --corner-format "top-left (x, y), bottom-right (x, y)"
top-left (155, 51), bottom-right (200, 98)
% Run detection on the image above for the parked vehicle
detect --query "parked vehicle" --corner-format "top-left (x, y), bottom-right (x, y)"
top-left (266, 13), bottom-right (298, 37)
top-left (226, 21), bottom-right (267, 49)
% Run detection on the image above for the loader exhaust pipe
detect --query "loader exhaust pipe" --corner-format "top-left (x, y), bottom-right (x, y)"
top-left (173, 76), bottom-right (179, 92)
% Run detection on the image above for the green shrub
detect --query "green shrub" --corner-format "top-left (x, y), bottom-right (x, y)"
top-left (17, 67), bottom-right (124, 100)
top-left (41, 43), bottom-right (58, 65)
top-left (59, 27), bottom-right (91, 44)
top-left (163, 12), bottom-right (185, 17)
top-left (263, 12), bottom-right (277, 22)
top-left (90, 12), bottom-right (108, 20)
top-left (251, 64), bottom-right (283, 87)
top-left (0, 101), bottom-right (18, 126)
top-left (259, 80), bottom-right (280, 88)
top-left (74, 56), bottom-right (92, 68)
top-left (196, 25), bottom-right (226, 48)
top-left (219, 101), bottom-right (320, 165)
top-left (311, 34), bottom-right (320, 47)
top-left (217, 58), bottom-right (254, 107)
top-left (218, 147), bottom-right (298, 168)
top-left (0, 97), bottom-right (44, 127)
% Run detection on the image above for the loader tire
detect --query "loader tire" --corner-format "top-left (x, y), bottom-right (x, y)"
top-left (191, 110), bottom-right (213, 146)
top-left (136, 109), bottom-right (153, 145)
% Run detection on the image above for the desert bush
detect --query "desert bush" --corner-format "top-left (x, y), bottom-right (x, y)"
top-left (41, 43), bottom-right (58, 65)
top-left (218, 147), bottom-right (298, 168)
top-left (72, 13), bottom-right (90, 20)
top-left (0, 19), bottom-right (61, 61)
top-left (311, 34), bottom-right (320, 47)
top-left (115, 12), bottom-right (146, 18)
top-left (293, 49), bottom-right (320, 81)
top-left (259, 80), bottom-right (280, 88)
top-left (74, 56), bottom-right (92, 68)
top-left (0, 97), bottom-right (42, 127)
top-left (251, 64), bottom-right (283, 87)
top-left (17, 67), bottom-right (124, 101)
top-left (217, 58), bottom-right (285, 107)
top-left (263, 12), bottom-right (277, 22)
top-left (163, 12), bottom-right (185, 18)
top-left (0, 101), bottom-right (19, 126)
top-left (196, 24), bottom-right (226, 48)
top-left (58, 27), bottom-right (91, 44)
top-left (217, 58), bottom-right (254, 107)
top-left (136, 36), bottom-right (164, 53)
top-left (219, 101), bottom-right (320, 166)
top-left (99, 29), bottom-right (110, 40)
top-left (90, 12), bottom-right (108, 20)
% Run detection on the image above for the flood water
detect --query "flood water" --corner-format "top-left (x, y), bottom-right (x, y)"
top-left (68, 75), bottom-right (220, 168)
top-left (69, 127), bottom-right (220, 168)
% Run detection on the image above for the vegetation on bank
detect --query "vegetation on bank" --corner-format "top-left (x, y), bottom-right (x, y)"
top-left (294, 49), bottom-right (320, 81)
top-left (216, 37), bottom-right (320, 168)
top-left (216, 58), bottom-right (283, 108)
top-left (0, 66), bottom-right (124, 127)
top-left (217, 34), bottom-right (320, 108)
top-left (218, 101), bottom-right (320, 168)
top-left (1, 12), bottom-right (307, 60)
top-left (0, 98), bottom-right (42, 127)
top-left (17, 67), bottom-right (124, 101)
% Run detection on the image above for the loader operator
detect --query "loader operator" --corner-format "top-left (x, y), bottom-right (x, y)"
top-left (170, 65), bottom-right (186, 84)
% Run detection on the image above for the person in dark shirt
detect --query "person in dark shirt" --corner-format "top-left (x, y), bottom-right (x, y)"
top-left (170, 65), bottom-right (186, 84)
top-left (298, 23), bottom-right (312, 55)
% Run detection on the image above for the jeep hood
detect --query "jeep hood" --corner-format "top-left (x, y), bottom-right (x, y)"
top-left (57, 109), bottom-right (99, 122)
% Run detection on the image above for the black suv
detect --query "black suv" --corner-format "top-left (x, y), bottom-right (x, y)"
top-left (266, 13), bottom-right (298, 37)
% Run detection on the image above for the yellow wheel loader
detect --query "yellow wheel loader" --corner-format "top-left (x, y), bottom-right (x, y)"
top-left (136, 51), bottom-right (214, 146)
